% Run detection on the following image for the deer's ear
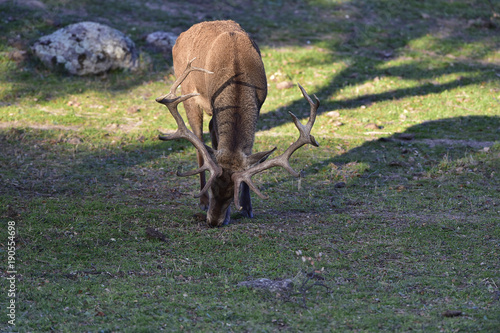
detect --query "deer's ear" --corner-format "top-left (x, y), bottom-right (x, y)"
top-left (247, 147), bottom-right (277, 166)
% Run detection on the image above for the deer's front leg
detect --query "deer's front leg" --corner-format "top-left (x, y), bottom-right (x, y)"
top-left (184, 101), bottom-right (210, 210)
top-left (195, 151), bottom-right (209, 210)
top-left (238, 182), bottom-right (253, 218)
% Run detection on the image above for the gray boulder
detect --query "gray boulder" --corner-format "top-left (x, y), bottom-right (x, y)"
top-left (32, 21), bottom-right (138, 75)
top-left (145, 31), bottom-right (178, 53)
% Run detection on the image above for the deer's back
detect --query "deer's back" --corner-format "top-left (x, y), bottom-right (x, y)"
top-left (172, 20), bottom-right (267, 115)
top-left (173, 20), bottom-right (267, 162)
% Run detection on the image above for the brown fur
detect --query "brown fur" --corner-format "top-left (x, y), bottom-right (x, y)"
top-left (172, 20), bottom-right (268, 226)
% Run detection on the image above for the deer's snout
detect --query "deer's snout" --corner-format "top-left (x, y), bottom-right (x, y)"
top-left (207, 204), bottom-right (231, 227)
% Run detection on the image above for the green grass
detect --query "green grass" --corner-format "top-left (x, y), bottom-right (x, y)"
top-left (1, 0), bottom-right (499, 332)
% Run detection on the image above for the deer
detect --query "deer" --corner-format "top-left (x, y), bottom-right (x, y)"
top-left (156, 20), bottom-right (319, 227)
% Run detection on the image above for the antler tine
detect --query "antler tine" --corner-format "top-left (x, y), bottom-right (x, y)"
top-left (232, 84), bottom-right (320, 211)
top-left (156, 58), bottom-right (214, 104)
top-left (298, 83), bottom-right (320, 134)
top-left (157, 59), bottom-right (221, 199)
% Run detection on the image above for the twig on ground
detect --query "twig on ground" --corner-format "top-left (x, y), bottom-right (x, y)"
top-left (290, 270), bottom-right (332, 309)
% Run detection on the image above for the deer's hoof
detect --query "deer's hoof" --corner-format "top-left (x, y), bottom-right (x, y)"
top-left (239, 207), bottom-right (254, 218)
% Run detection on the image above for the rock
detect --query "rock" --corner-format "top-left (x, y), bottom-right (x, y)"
top-left (32, 21), bottom-right (138, 75)
top-left (145, 31), bottom-right (178, 53)
top-left (276, 81), bottom-right (295, 90)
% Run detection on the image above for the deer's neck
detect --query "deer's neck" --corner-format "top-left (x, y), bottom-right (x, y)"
top-left (210, 78), bottom-right (262, 157)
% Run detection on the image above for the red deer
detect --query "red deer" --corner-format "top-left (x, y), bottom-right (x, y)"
top-left (156, 20), bottom-right (319, 227)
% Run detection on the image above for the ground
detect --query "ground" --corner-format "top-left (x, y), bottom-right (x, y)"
top-left (0, 0), bottom-right (499, 332)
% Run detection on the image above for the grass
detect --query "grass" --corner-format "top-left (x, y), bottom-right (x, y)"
top-left (1, 0), bottom-right (499, 331)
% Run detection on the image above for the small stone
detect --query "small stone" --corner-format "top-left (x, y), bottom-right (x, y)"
top-left (326, 111), bottom-right (340, 118)
top-left (145, 31), bottom-right (178, 53)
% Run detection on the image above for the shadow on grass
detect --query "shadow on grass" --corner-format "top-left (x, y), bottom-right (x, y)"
top-left (308, 115), bottom-right (499, 192)
top-left (1, 1), bottom-right (499, 216)
top-left (1, 0), bottom-right (498, 114)
top-left (0, 128), bottom-right (183, 199)
top-left (1, 116), bottom-right (498, 218)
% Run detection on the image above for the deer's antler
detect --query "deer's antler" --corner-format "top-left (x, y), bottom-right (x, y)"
top-left (156, 58), bottom-right (221, 198)
top-left (231, 84), bottom-right (320, 210)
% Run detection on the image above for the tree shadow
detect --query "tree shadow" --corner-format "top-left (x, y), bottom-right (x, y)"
top-left (1, 0), bottom-right (498, 106)
top-left (257, 0), bottom-right (499, 127)
top-left (0, 128), bottom-right (213, 209)
top-left (1, 115), bottom-right (497, 206)
top-left (309, 115), bottom-right (499, 181)
top-left (1, 0), bottom-right (499, 208)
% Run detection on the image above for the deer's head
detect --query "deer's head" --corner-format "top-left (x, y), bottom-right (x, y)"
top-left (157, 59), bottom-right (319, 227)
